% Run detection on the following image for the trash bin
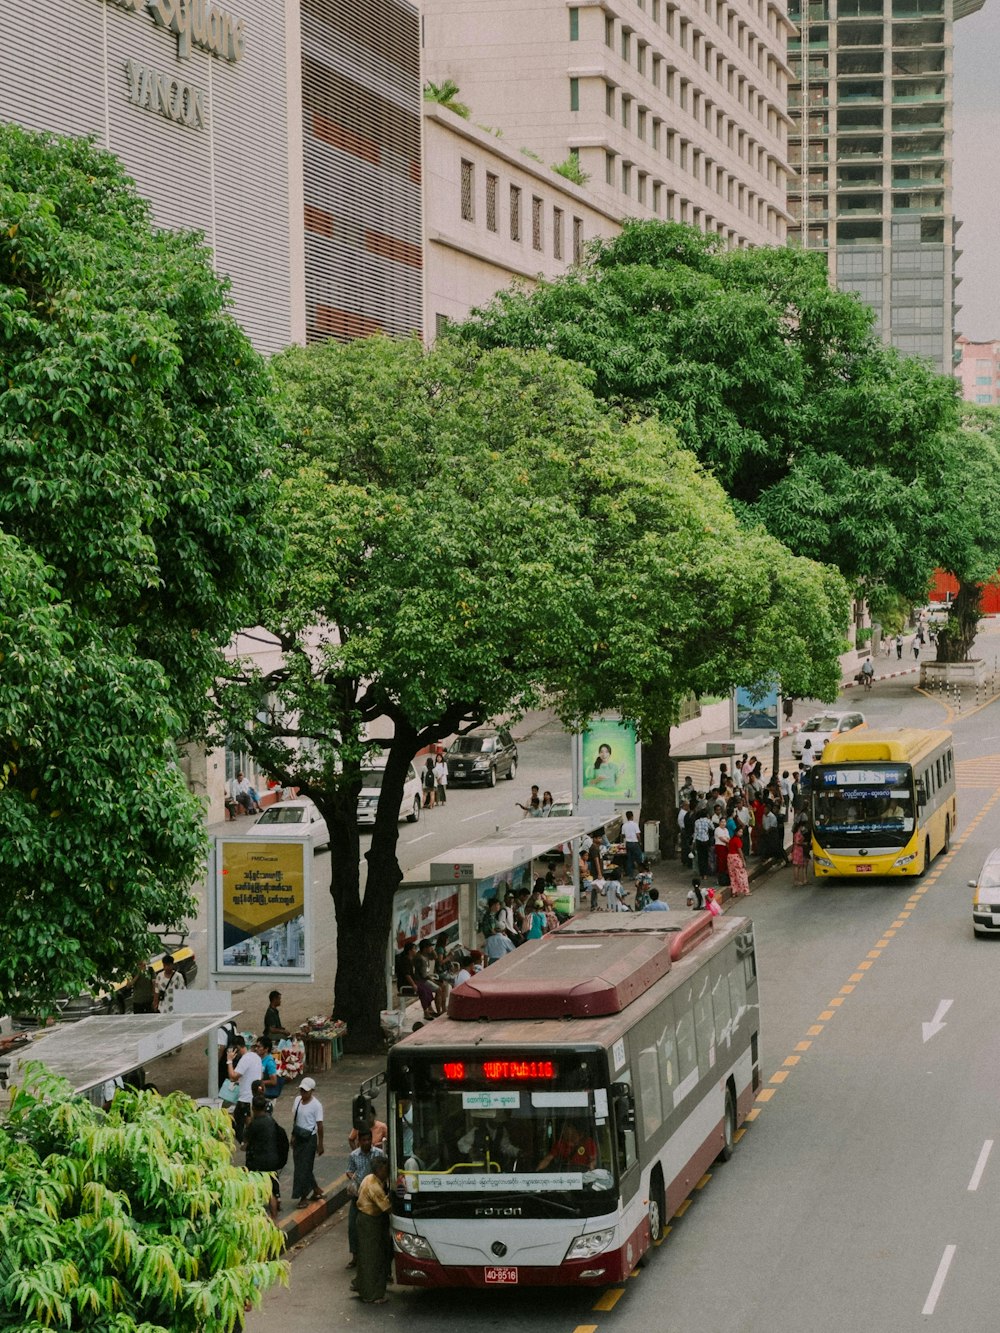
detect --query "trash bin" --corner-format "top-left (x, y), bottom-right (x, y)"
top-left (643, 821), bottom-right (660, 857)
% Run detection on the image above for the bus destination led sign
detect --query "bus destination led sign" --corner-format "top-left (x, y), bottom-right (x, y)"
top-left (442, 1060), bottom-right (557, 1082)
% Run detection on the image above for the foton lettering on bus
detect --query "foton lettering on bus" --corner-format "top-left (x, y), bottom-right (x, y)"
top-left (147, 0), bottom-right (246, 63)
top-left (100, 0), bottom-right (246, 64)
top-left (124, 60), bottom-right (206, 129)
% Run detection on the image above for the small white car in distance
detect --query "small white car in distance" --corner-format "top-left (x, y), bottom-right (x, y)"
top-left (246, 798), bottom-right (330, 852)
top-left (971, 848), bottom-right (1000, 936)
top-left (791, 711), bottom-right (867, 763)
top-left (357, 759), bottom-right (423, 827)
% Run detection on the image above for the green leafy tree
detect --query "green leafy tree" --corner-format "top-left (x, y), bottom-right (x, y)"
top-left (0, 125), bottom-right (280, 1014)
top-left (926, 405), bottom-right (1000, 661)
top-left (215, 337), bottom-right (846, 1046)
top-left (0, 1064), bottom-right (286, 1331)
top-left (458, 220), bottom-right (961, 599)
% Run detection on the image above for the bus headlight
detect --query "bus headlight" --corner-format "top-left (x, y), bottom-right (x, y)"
top-left (565, 1228), bottom-right (616, 1261)
top-left (393, 1230), bottom-right (437, 1261)
top-left (813, 855), bottom-right (834, 869)
top-left (893, 853), bottom-right (917, 868)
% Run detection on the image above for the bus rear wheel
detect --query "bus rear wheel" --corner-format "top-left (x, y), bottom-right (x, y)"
top-left (647, 1169), bottom-right (666, 1246)
top-left (718, 1086), bottom-right (736, 1162)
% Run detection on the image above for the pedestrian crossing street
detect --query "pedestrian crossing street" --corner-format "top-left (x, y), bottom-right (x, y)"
top-left (955, 756), bottom-right (1000, 789)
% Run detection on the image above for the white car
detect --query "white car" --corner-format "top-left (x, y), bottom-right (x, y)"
top-left (357, 759), bottom-right (423, 827)
top-left (791, 711), bottom-right (867, 763)
top-left (246, 798), bottom-right (330, 852)
top-left (971, 848), bottom-right (1000, 936)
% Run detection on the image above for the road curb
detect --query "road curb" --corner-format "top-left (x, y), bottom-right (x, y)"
top-left (279, 1175), bottom-right (351, 1248)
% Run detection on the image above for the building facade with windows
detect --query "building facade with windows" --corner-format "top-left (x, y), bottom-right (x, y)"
top-left (0, 0), bottom-right (305, 354)
top-left (421, 0), bottom-right (793, 249)
top-left (424, 105), bottom-right (622, 333)
top-left (786, 0), bottom-right (984, 374)
top-left (954, 335), bottom-right (1000, 404)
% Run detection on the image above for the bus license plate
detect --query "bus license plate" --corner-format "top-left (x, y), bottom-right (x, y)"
top-left (856, 864), bottom-right (872, 873)
top-left (485, 1266), bottom-right (518, 1284)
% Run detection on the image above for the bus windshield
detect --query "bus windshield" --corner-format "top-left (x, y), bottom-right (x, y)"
top-left (811, 763), bottom-right (915, 848)
top-left (391, 1055), bottom-right (616, 1209)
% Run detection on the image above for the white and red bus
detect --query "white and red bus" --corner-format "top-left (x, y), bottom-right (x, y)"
top-left (386, 911), bottom-right (760, 1287)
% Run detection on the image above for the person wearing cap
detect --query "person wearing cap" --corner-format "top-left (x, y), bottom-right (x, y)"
top-left (152, 954), bottom-right (186, 1014)
top-left (291, 1078), bottom-right (325, 1208)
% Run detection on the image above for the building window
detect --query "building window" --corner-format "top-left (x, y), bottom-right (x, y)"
top-left (637, 172), bottom-right (647, 204)
top-left (532, 196), bottom-right (544, 252)
top-left (976, 394), bottom-right (993, 403)
top-left (621, 28), bottom-right (631, 61)
top-left (605, 14), bottom-right (614, 45)
top-left (573, 216), bottom-right (584, 264)
top-left (460, 159), bottom-right (475, 222)
top-left (486, 173), bottom-right (498, 232)
top-left (652, 0), bottom-right (661, 18)
top-left (621, 96), bottom-right (631, 129)
top-left (606, 84), bottom-right (615, 117)
top-left (637, 108), bottom-right (647, 140)
top-left (570, 77), bottom-right (580, 111)
top-left (606, 150), bottom-right (616, 184)
top-left (637, 41), bottom-right (647, 75)
top-left (435, 313), bottom-right (450, 337)
top-left (653, 180), bottom-right (662, 213)
top-left (622, 161), bottom-right (632, 194)
top-left (652, 118), bottom-right (661, 150)
top-left (569, 6), bottom-right (580, 39)
top-left (652, 54), bottom-right (662, 88)
top-left (976, 376), bottom-right (992, 386)
top-left (510, 185), bottom-right (522, 242)
top-left (553, 206), bottom-right (564, 260)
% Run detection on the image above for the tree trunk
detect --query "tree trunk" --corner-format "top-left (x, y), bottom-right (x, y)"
top-left (641, 728), bottom-right (677, 858)
top-left (934, 581), bottom-right (981, 664)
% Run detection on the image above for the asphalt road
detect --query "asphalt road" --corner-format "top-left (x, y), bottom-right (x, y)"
top-left (246, 625), bottom-right (1000, 1332)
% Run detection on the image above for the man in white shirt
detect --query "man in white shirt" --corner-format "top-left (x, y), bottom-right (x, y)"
top-left (291, 1078), bottom-right (325, 1207)
top-left (226, 1034), bottom-right (263, 1145)
top-left (621, 810), bottom-right (643, 877)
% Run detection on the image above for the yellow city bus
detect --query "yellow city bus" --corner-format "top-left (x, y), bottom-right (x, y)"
top-left (810, 729), bottom-right (956, 879)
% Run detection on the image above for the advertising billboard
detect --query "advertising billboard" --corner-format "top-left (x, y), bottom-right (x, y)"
top-left (573, 717), bottom-right (641, 809)
top-left (732, 684), bottom-right (780, 736)
top-left (210, 837), bottom-right (314, 980)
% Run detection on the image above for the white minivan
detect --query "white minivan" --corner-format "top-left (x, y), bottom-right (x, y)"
top-left (357, 758), bottom-right (423, 826)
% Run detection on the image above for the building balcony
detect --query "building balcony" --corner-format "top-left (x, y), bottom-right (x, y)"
top-left (837, 204), bottom-right (884, 217)
top-left (892, 91), bottom-right (945, 105)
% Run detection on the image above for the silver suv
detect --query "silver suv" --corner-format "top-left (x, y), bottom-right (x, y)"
top-left (445, 728), bottom-right (518, 787)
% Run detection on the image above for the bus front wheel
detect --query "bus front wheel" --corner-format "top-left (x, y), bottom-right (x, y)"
top-left (718, 1086), bottom-right (736, 1162)
top-left (919, 837), bottom-right (931, 876)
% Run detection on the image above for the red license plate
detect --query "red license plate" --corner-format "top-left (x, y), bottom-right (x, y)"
top-left (484, 1266), bottom-right (518, 1284)
top-left (856, 864), bottom-right (872, 873)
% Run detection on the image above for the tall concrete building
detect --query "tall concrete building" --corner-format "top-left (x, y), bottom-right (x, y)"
top-left (421, 0), bottom-right (794, 250)
top-left (786, 0), bottom-right (984, 374)
top-left (954, 334), bottom-right (1000, 403)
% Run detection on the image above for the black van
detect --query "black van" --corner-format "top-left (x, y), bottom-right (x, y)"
top-left (445, 728), bottom-right (518, 787)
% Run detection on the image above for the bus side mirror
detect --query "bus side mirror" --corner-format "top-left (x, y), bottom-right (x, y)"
top-left (610, 1083), bottom-right (635, 1129)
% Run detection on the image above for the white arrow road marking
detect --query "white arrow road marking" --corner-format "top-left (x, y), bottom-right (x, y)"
top-left (968, 1141), bottom-right (993, 1191)
top-left (922, 999), bottom-right (953, 1043)
top-left (922, 1245), bottom-right (957, 1315)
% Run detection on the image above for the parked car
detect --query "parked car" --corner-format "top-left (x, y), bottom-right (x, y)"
top-left (791, 711), bottom-right (867, 763)
top-left (13, 938), bottom-right (198, 1024)
top-left (971, 848), bottom-right (1000, 936)
top-left (445, 728), bottom-right (518, 787)
top-left (357, 758), bottom-right (423, 826)
top-left (246, 797), bottom-right (329, 851)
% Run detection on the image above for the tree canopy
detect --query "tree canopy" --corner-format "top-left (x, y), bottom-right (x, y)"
top-left (0, 1065), bottom-right (286, 1331)
top-left (0, 125), bottom-right (280, 1013)
top-left (216, 335), bottom-right (846, 1047)
top-left (457, 220), bottom-right (961, 602)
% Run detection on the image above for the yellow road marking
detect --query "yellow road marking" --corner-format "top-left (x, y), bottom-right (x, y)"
top-left (660, 1226), bottom-right (671, 1240)
top-left (829, 997), bottom-right (845, 1007)
top-left (840, 984), bottom-right (856, 994)
top-left (745, 1107), bottom-right (761, 1121)
top-left (867, 950), bottom-right (882, 958)
top-left (756, 1089), bottom-right (775, 1103)
top-left (882, 929), bottom-right (897, 937)
top-left (733, 1127), bottom-right (747, 1143)
top-left (877, 939), bottom-right (892, 949)
top-left (695, 1174), bottom-right (712, 1190)
top-left (795, 1040), bottom-right (812, 1051)
top-left (857, 961), bottom-right (873, 971)
top-left (807, 1024), bottom-right (824, 1035)
top-left (674, 1199), bottom-right (693, 1218)
top-left (849, 972), bottom-right (865, 981)
top-left (593, 1289), bottom-right (625, 1311)
top-left (770, 1070), bottom-right (789, 1084)
top-left (897, 911), bottom-right (912, 918)
top-left (575, 1326), bottom-right (599, 1333)
top-left (819, 1009), bottom-right (836, 1020)
top-left (783, 1055), bottom-right (800, 1067)
top-left (891, 920), bottom-right (906, 929)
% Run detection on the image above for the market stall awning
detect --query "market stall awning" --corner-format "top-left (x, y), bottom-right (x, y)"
top-left (4, 1009), bottom-right (240, 1095)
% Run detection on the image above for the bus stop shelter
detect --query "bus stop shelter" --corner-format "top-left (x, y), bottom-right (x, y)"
top-left (3, 1003), bottom-right (240, 1102)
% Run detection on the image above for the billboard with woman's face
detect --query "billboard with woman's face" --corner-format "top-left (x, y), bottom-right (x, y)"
top-left (574, 718), bottom-right (640, 807)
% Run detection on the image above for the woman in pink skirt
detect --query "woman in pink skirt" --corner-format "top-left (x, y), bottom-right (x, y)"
top-left (727, 830), bottom-right (751, 897)
top-left (791, 824), bottom-right (810, 886)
